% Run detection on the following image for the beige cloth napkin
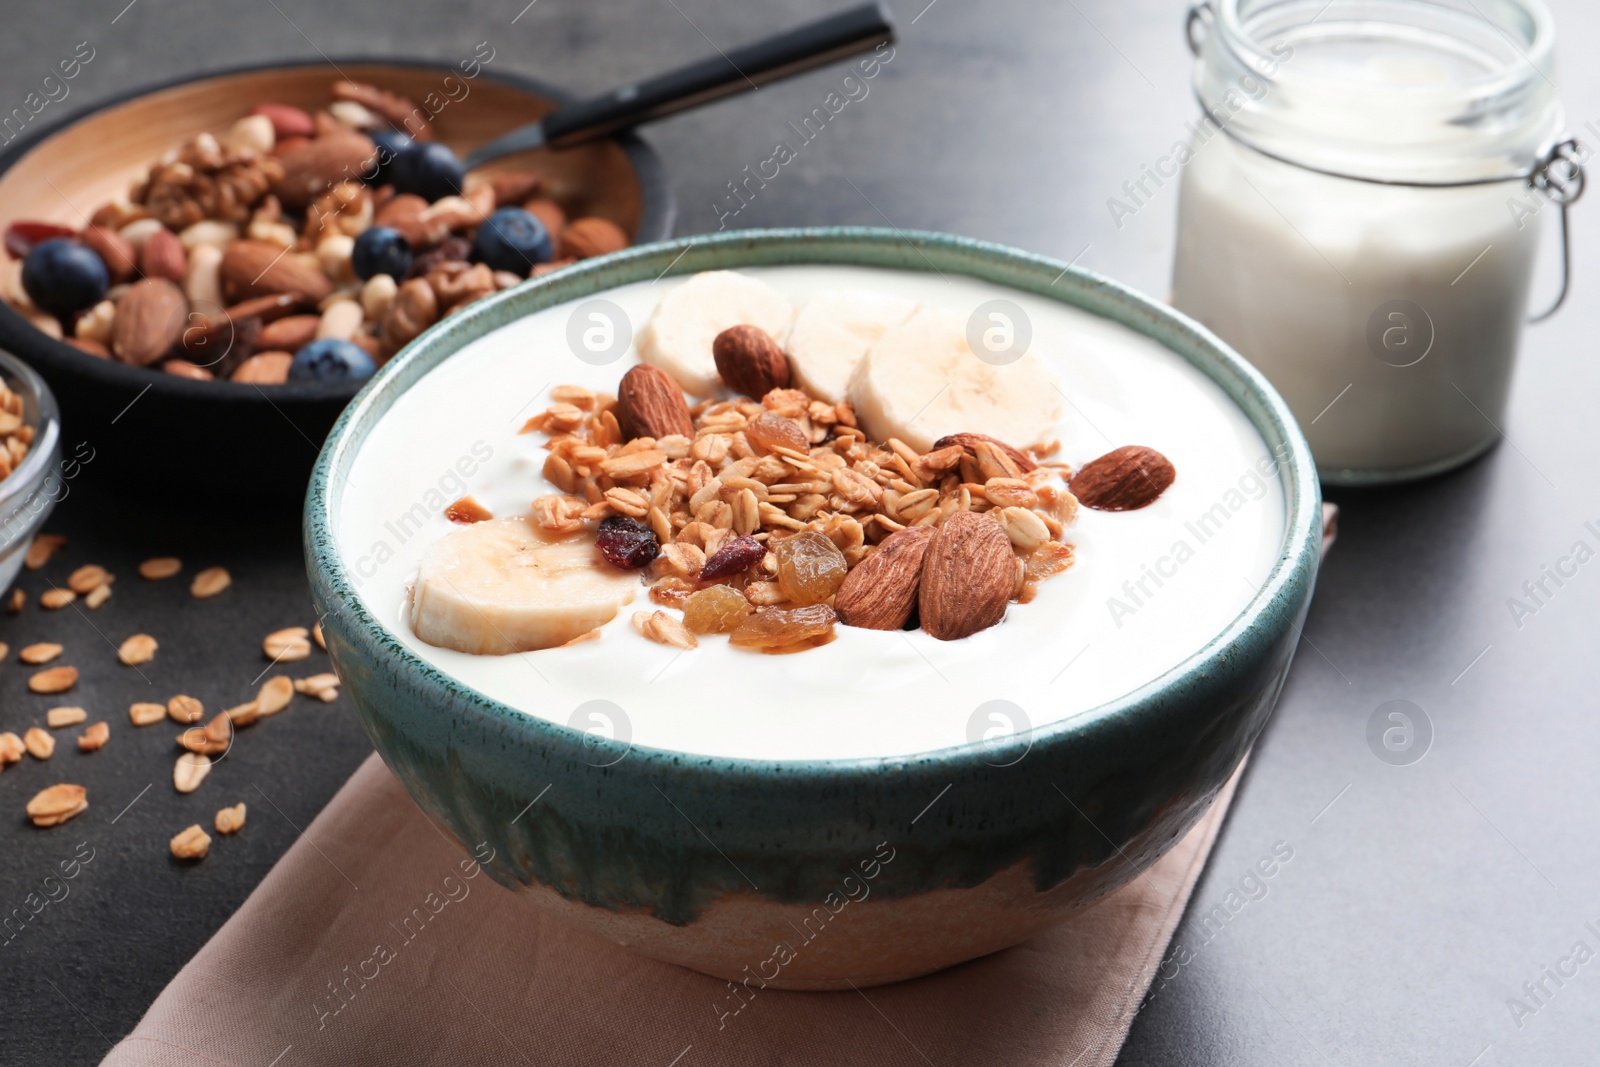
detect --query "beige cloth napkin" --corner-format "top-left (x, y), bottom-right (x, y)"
top-left (101, 754), bottom-right (1241, 1067)
top-left (105, 504), bottom-right (1334, 1067)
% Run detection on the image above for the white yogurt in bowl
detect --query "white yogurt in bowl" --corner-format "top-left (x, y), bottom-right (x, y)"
top-left (335, 265), bottom-right (1286, 762)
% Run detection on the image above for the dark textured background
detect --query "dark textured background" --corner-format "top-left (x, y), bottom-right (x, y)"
top-left (4, 1), bottom-right (1600, 1064)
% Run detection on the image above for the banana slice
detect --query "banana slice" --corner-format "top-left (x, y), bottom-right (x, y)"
top-left (847, 307), bottom-right (1063, 453)
top-left (638, 270), bottom-right (794, 397)
top-left (410, 517), bottom-right (637, 655)
top-left (786, 289), bottom-right (919, 404)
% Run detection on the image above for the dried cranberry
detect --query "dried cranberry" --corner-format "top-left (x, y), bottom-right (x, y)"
top-left (701, 534), bottom-right (764, 582)
top-left (597, 516), bottom-right (659, 570)
top-left (5, 221), bottom-right (76, 261)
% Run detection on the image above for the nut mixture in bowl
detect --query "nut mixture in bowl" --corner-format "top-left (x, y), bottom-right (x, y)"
top-left (1, 78), bottom-right (631, 387)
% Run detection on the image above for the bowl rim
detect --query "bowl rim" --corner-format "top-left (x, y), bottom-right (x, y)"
top-left (0, 345), bottom-right (61, 536)
top-left (305, 226), bottom-right (1322, 772)
top-left (0, 55), bottom-right (677, 407)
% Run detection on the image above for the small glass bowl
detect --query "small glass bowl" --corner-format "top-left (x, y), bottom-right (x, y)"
top-left (0, 348), bottom-right (62, 593)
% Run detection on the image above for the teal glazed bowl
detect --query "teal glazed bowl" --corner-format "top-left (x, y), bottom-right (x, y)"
top-left (304, 228), bottom-right (1322, 989)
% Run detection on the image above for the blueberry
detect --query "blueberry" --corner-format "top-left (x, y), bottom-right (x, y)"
top-left (21, 238), bottom-right (108, 319)
top-left (472, 207), bottom-right (552, 274)
top-left (351, 226), bottom-right (413, 281)
top-left (366, 129), bottom-right (412, 186)
top-left (391, 141), bottom-right (464, 202)
top-left (289, 339), bottom-right (377, 383)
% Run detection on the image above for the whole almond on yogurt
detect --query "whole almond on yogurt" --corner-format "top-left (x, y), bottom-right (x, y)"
top-left (836, 525), bottom-right (935, 630)
top-left (112, 278), bottom-right (188, 367)
top-left (139, 227), bottom-right (187, 283)
top-left (618, 364), bottom-right (694, 440)
top-left (220, 240), bottom-right (332, 303)
top-left (1069, 445), bottom-right (1175, 512)
top-left (83, 225), bottom-right (138, 283)
top-left (271, 131), bottom-right (378, 210)
top-left (713, 325), bottom-right (790, 399)
top-left (919, 511), bottom-right (1015, 641)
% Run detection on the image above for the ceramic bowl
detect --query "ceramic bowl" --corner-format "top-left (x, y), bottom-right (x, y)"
top-left (304, 228), bottom-right (1321, 989)
top-left (0, 59), bottom-right (674, 500)
top-left (0, 348), bottom-right (63, 592)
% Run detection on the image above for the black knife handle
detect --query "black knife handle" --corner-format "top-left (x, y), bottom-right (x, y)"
top-left (540, 2), bottom-right (895, 149)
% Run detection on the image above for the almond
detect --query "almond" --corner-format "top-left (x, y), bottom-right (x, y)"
top-left (258, 313), bottom-right (320, 351)
top-left (525, 198), bottom-right (566, 238)
top-left (252, 103), bottom-right (315, 140)
top-left (836, 525), bottom-right (935, 630)
top-left (112, 278), bottom-right (188, 366)
top-left (488, 171), bottom-right (542, 207)
top-left (1069, 445), bottom-right (1175, 511)
top-left (618, 364), bottom-right (693, 440)
top-left (164, 359), bottom-right (213, 380)
top-left (231, 351), bottom-right (293, 384)
top-left (140, 227), bottom-right (187, 282)
top-left (373, 193), bottom-right (438, 248)
top-left (932, 433), bottom-right (1038, 473)
top-left (271, 131), bottom-right (378, 209)
top-left (919, 511), bottom-right (1014, 640)
top-left (713, 325), bottom-right (790, 399)
top-left (82, 225), bottom-right (138, 282)
top-left (220, 241), bottom-right (333, 303)
top-left (67, 338), bottom-right (109, 358)
top-left (558, 216), bottom-right (629, 260)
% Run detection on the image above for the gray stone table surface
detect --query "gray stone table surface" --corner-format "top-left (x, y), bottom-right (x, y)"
top-left (2, 1), bottom-right (1599, 1064)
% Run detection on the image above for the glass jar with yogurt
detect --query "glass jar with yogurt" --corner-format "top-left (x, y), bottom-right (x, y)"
top-left (1171, 0), bottom-right (1579, 484)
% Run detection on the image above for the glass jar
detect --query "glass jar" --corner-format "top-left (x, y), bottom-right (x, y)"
top-left (1171, 0), bottom-right (1576, 484)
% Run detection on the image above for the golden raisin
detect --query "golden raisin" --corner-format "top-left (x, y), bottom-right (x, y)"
top-left (729, 604), bottom-right (838, 654)
top-left (744, 411), bottom-right (808, 455)
top-left (682, 585), bottom-right (754, 635)
top-left (774, 530), bottom-right (848, 605)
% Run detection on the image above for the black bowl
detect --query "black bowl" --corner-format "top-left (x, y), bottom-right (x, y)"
top-left (0, 59), bottom-right (674, 500)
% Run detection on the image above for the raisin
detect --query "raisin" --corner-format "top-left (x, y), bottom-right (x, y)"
top-left (744, 411), bottom-right (809, 455)
top-left (729, 604), bottom-right (838, 654)
top-left (700, 534), bottom-right (764, 582)
top-left (683, 585), bottom-right (754, 634)
top-left (596, 515), bottom-right (659, 569)
top-left (774, 529), bottom-right (847, 605)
